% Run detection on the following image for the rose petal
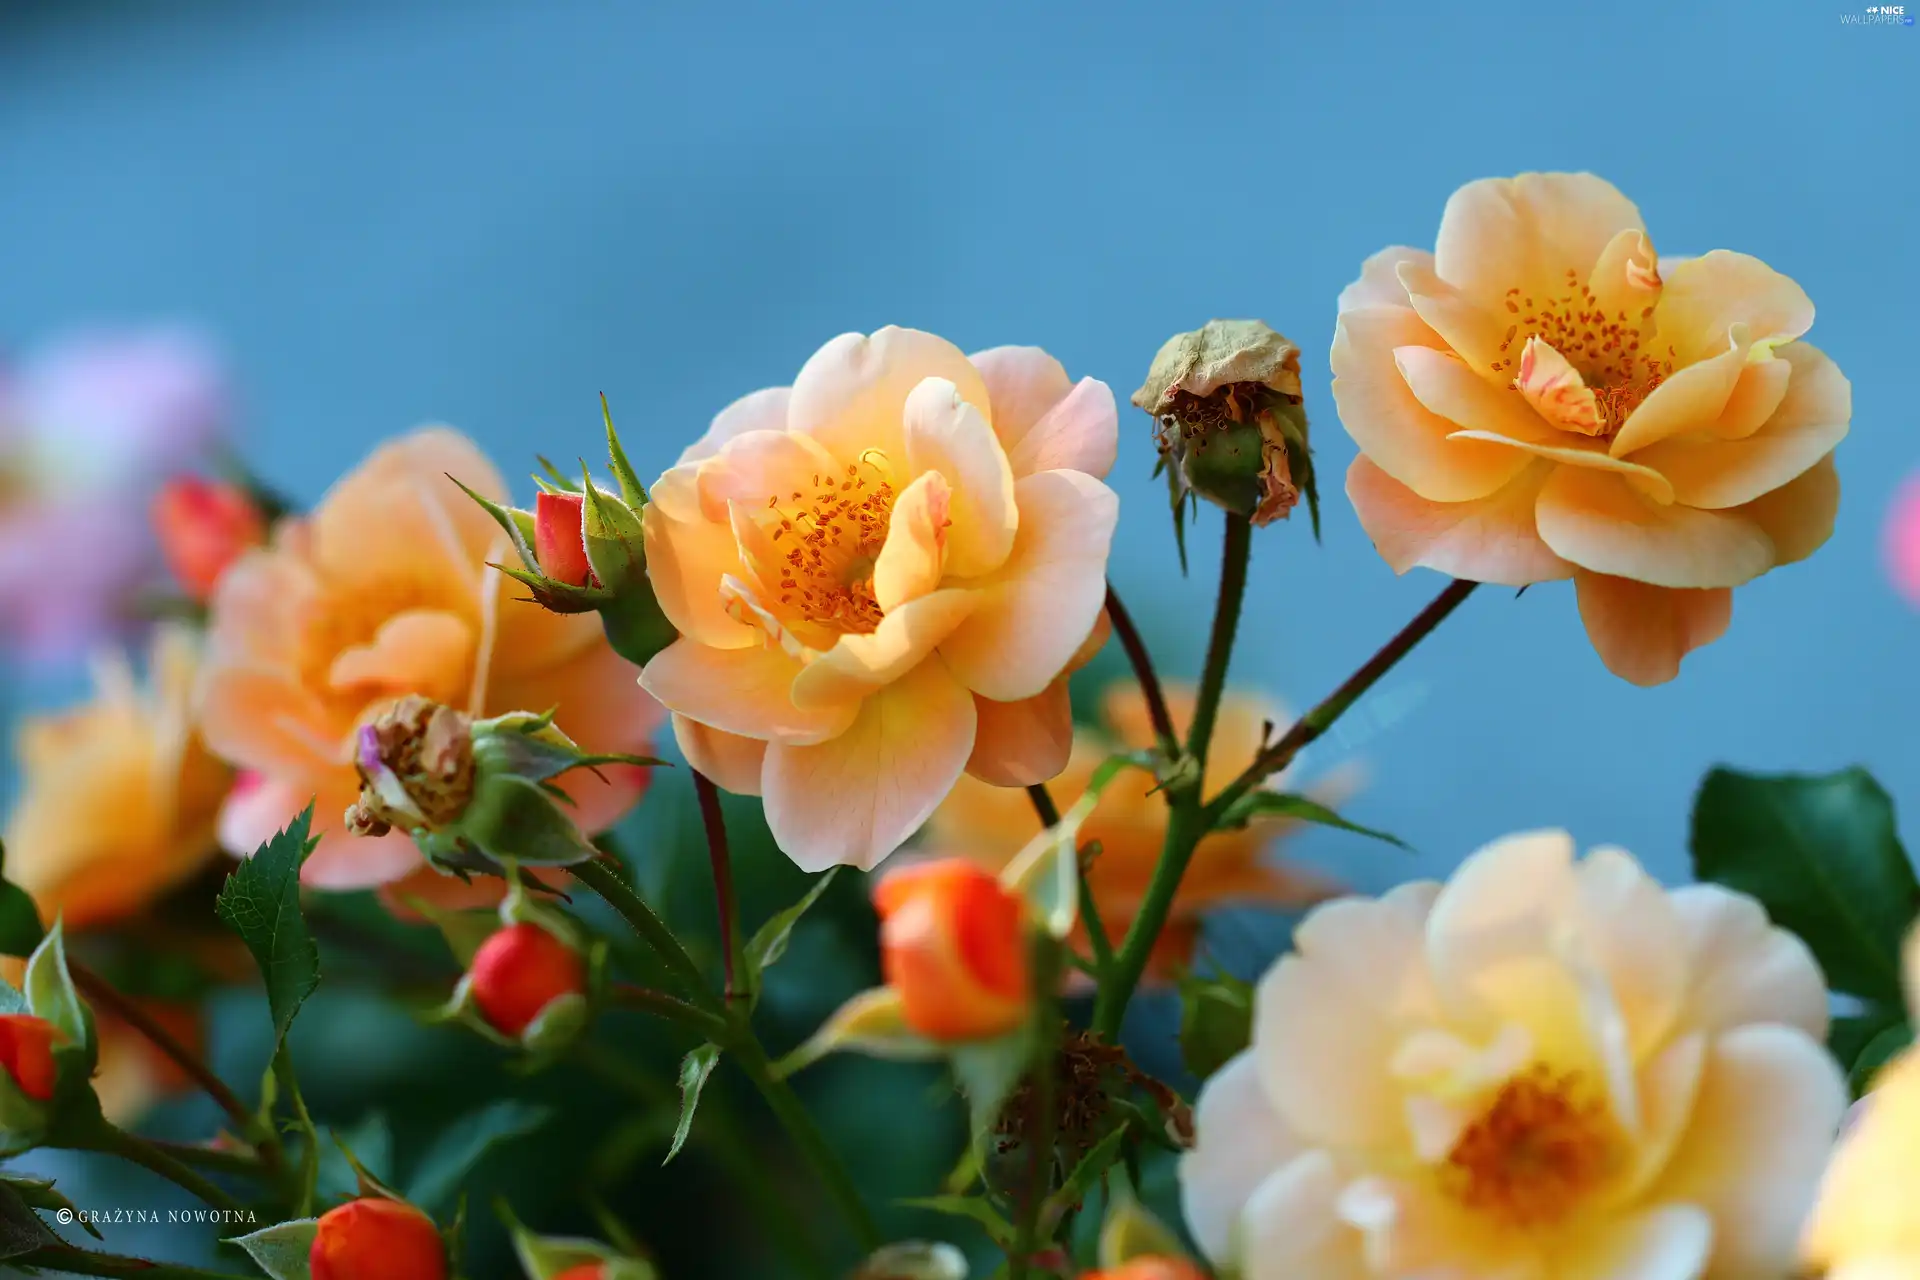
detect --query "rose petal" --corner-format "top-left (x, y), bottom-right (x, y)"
top-left (1668, 885), bottom-right (1828, 1039)
top-left (969, 346), bottom-right (1072, 450)
top-left (673, 714), bottom-right (767, 797)
top-left (872, 471), bottom-right (951, 613)
top-left (789, 589), bottom-right (978, 711)
top-left (1573, 572), bottom-right (1733, 687)
top-left (964, 680), bottom-right (1073, 788)
top-left (1609, 328), bottom-right (1755, 457)
top-left (1536, 467), bottom-right (1774, 589)
top-left (1732, 454), bottom-right (1838, 567)
top-left (1238, 1152), bottom-right (1370, 1280)
top-left (904, 378), bottom-right (1018, 578)
top-left (639, 637), bottom-right (855, 745)
top-left (694, 428), bottom-right (842, 524)
top-left (1006, 377), bottom-right (1118, 480)
top-left (1346, 454), bottom-right (1573, 587)
top-left (790, 327), bottom-right (990, 467)
top-left (1654, 250), bottom-right (1815, 367)
top-left (1338, 246), bottom-right (1434, 313)
top-left (679, 386), bottom-right (792, 465)
top-left (1556, 1205), bottom-right (1713, 1280)
top-left (642, 473), bottom-right (755, 651)
top-left (1181, 1052), bottom-right (1306, 1264)
top-left (1434, 173), bottom-right (1645, 305)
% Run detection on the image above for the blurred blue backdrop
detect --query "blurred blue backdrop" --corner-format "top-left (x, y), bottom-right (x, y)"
top-left (2, 0), bottom-right (1914, 889)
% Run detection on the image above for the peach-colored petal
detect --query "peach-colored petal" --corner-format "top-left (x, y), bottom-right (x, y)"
top-left (1585, 228), bottom-right (1664, 328)
top-left (1006, 377), bottom-right (1117, 480)
top-left (969, 346), bottom-right (1072, 450)
top-left (1536, 467), bottom-right (1773, 589)
top-left (762, 657), bottom-right (976, 871)
top-left (872, 471), bottom-right (950, 613)
top-left (198, 666), bottom-right (346, 776)
top-left (327, 609), bottom-right (472, 701)
top-left (1447, 429), bottom-right (1676, 504)
top-left (965, 679), bottom-right (1072, 788)
top-left (1630, 343), bottom-right (1849, 509)
top-left (491, 641), bottom-right (658, 830)
top-left (1345, 455), bottom-right (1573, 586)
top-left (789, 327), bottom-right (990, 467)
top-left (1331, 306), bottom-right (1532, 503)
top-left (1608, 330), bottom-right (1755, 457)
top-left (1572, 846), bottom-right (1690, 1059)
top-left (1182, 1052), bottom-right (1307, 1264)
top-left (488, 575), bottom-right (608, 678)
top-left (1573, 572), bottom-right (1732, 687)
top-left (1397, 257), bottom-right (1516, 377)
top-left (694, 428), bottom-right (842, 524)
top-left (673, 714), bottom-right (767, 796)
top-left (1708, 351), bottom-right (1793, 440)
top-left (1393, 345), bottom-right (1557, 444)
top-left (216, 773), bottom-right (309, 857)
top-left (903, 378), bottom-right (1018, 578)
top-left (789, 590), bottom-right (978, 711)
top-left (1254, 881), bottom-right (1443, 1149)
top-left (303, 827), bottom-right (428, 890)
top-left (310, 428), bottom-right (506, 592)
top-left (1668, 885), bottom-right (1828, 1040)
top-left (206, 550), bottom-right (325, 672)
top-left (1422, 829), bottom-right (1580, 1034)
top-left (1239, 1153), bottom-right (1370, 1280)
top-left (1338, 246), bottom-right (1433, 313)
top-left (1732, 454), bottom-right (1838, 567)
top-left (1654, 250), bottom-right (1815, 366)
top-left (1556, 1205), bottom-right (1712, 1280)
top-left (938, 469), bottom-right (1116, 702)
top-left (640, 477), bottom-right (754, 651)
top-left (679, 386), bottom-right (792, 465)
top-left (639, 637), bottom-right (854, 745)
top-left (1653, 1025), bottom-right (1847, 1279)
top-left (1510, 336), bottom-right (1608, 436)
top-left (1434, 173), bottom-right (1644, 304)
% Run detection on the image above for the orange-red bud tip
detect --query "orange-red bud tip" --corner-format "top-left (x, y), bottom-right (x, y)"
top-left (875, 859), bottom-right (1029, 1042)
top-left (535, 491), bottom-right (596, 588)
top-left (310, 1198), bottom-right (446, 1280)
top-left (0, 1014), bottom-right (61, 1102)
top-left (152, 476), bottom-right (266, 600)
top-left (469, 922), bottom-right (586, 1038)
top-left (551, 1264), bottom-right (610, 1280)
top-left (1083, 1260), bottom-right (1209, 1280)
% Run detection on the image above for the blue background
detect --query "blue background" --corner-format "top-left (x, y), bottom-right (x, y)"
top-left (2, 0), bottom-right (1914, 890)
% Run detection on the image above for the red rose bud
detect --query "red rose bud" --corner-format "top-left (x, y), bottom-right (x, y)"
top-left (310, 1198), bottom-right (447, 1280)
top-left (152, 476), bottom-right (266, 600)
top-left (1083, 1261), bottom-right (1209, 1280)
top-left (0, 1014), bottom-right (60, 1102)
top-left (875, 860), bottom-right (1030, 1042)
top-left (553, 1265), bottom-right (609, 1280)
top-left (469, 922), bottom-right (586, 1038)
top-left (535, 491), bottom-right (596, 588)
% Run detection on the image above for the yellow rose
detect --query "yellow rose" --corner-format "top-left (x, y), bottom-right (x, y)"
top-left (1335, 173), bottom-right (1848, 685)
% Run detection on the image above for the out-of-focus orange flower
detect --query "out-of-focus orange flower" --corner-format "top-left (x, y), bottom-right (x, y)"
top-left (0, 1014), bottom-right (60, 1102)
top-left (1082, 1260), bottom-right (1208, 1280)
top-left (875, 859), bottom-right (1030, 1042)
top-left (90, 1003), bottom-right (202, 1123)
top-left (151, 476), bottom-right (266, 601)
top-left (310, 1198), bottom-right (446, 1280)
top-left (197, 428), bottom-right (662, 888)
top-left (925, 682), bottom-right (1344, 977)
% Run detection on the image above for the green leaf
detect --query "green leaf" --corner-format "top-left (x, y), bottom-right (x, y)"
top-left (665, 1043), bottom-right (721, 1165)
top-left (1178, 970), bottom-right (1254, 1081)
top-left (0, 842), bottom-right (45, 959)
top-left (234, 1218), bottom-right (320, 1279)
top-left (1848, 1022), bottom-right (1913, 1097)
top-left (215, 804), bottom-right (321, 1047)
top-left (406, 1099), bottom-right (551, 1216)
top-left (317, 1113), bottom-right (395, 1202)
top-left (1046, 1120), bottom-right (1130, 1222)
top-left (898, 1194), bottom-right (1015, 1246)
top-left (742, 867), bottom-right (840, 1002)
top-left (602, 394), bottom-right (649, 509)
top-left (0, 1181), bottom-right (63, 1259)
top-left (1831, 1006), bottom-right (1906, 1073)
top-left (1217, 790), bottom-right (1409, 848)
top-left (1690, 767), bottom-right (1920, 1002)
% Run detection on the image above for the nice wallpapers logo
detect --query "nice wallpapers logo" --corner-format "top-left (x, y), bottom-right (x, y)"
top-left (1842, 4), bottom-right (1914, 22)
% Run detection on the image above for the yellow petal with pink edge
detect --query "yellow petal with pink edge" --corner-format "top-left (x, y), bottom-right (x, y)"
top-left (1629, 343), bottom-right (1849, 509)
top-left (789, 589), bottom-right (978, 711)
top-left (673, 714), bottom-right (767, 796)
top-left (1536, 467), bottom-right (1774, 589)
top-left (965, 679), bottom-right (1073, 787)
top-left (1433, 173), bottom-right (1645, 304)
top-left (938, 469), bottom-right (1116, 702)
top-left (903, 378), bottom-right (1017, 578)
top-left (640, 636), bottom-right (854, 746)
top-left (1006, 377), bottom-right (1118, 480)
top-left (327, 609), bottom-right (473, 701)
top-left (1732, 454), bottom-right (1838, 566)
top-left (970, 346), bottom-right (1073, 451)
top-left (693, 428), bottom-right (842, 524)
top-left (1345, 455), bottom-right (1572, 586)
top-left (762, 657), bottom-right (977, 871)
top-left (789, 327), bottom-right (990, 467)
top-left (1654, 250), bottom-right (1814, 367)
top-left (1331, 307), bottom-right (1531, 504)
top-left (679, 386), bottom-right (791, 465)
top-left (873, 472), bottom-right (950, 613)
top-left (641, 482), bottom-right (754, 651)
top-left (1573, 572), bottom-right (1732, 687)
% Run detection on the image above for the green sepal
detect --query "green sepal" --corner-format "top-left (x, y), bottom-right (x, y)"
top-left (664, 1043), bottom-right (721, 1165)
top-left (503, 1198), bottom-right (657, 1280)
top-left (535, 456), bottom-right (580, 492)
top-left (461, 774), bottom-right (599, 866)
top-left (0, 1069), bottom-right (51, 1158)
top-left (24, 921), bottom-right (93, 1059)
top-left (448, 475), bottom-right (540, 569)
top-left (234, 1218), bottom-right (320, 1280)
top-left (580, 466), bottom-right (645, 590)
top-left (1, 1172), bottom-right (99, 1240)
top-left (776, 987), bottom-right (943, 1077)
top-left (403, 898), bottom-right (499, 970)
top-left (602, 394), bottom-right (649, 510)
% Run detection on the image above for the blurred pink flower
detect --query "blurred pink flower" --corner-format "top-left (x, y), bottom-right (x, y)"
top-left (1885, 473), bottom-right (1920, 607)
top-left (0, 329), bottom-right (228, 662)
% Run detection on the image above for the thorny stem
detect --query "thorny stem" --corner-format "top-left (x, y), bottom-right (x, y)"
top-left (1103, 582), bottom-right (1179, 755)
top-left (573, 855), bottom-right (721, 1015)
top-left (731, 1036), bottom-right (883, 1253)
top-left (5, 1248), bottom-right (258, 1280)
top-left (692, 769), bottom-right (746, 1002)
top-left (86, 1123), bottom-right (250, 1215)
top-left (1009, 943), bottom-right (1065, 1280)
top-left (610, 982), bottom-right (731, 1039)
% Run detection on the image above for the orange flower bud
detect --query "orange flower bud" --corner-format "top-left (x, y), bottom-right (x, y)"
top-left (0, 1014), bottom-right (60, 1102)
top-left (468, 922), bottom-right (586, 1038)
top-left (310, 1198), bottom-right (446, 1280)
top-left (875, 859), bottom-right (1029, 1041)
top-left (151, 476), bottom-right (265, 600)
top-left (535, 491), bottom-right (596, 588)
top-left (552, 1265), bottom-right (609, 1280)
top-left (1083, 1259), bottom-right (1209, 1280)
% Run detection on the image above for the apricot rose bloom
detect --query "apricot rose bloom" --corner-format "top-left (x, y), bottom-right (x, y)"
top-left (1181, 831), bottom-right (1844, 1280)
top-left (198, 428), bottom-right (661, 888)
top-left (1336, 173), bottom-right (1849, 685)
top-left (641, 328), bottom-right (1120, 870)
top-left (926, 682), bottom-right (1342, 976)
top-left (1801, 928), bottom-right (1920, 1279)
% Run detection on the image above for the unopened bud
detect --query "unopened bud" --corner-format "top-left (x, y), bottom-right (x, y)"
top-left (1133, 319), bottom-right (1316, 533)
top-left (468, 922), bottom-right (587, 1038)
top-left (551, 1266), bottom-right (609, 1280)
top-left (1083, 1260), bottom-right (1209, 1280)
top-left (152, 476), bottom-right (266, 600)
top-left (875, 860), bottom-right (1029, 1042)
top-left (0, 1014), bottom-right (59, 1103)
top-left (310, 1197), bottom-right (447, 1280)
top-left (535, 491), bottom-right (597, 588)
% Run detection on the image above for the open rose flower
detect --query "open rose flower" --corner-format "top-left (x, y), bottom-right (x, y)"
top-left (1336, 173), bottom-right (1848, 685)
top-left (1182, 830), bottom-right (1844, 1280)
top-left (925, 681), bottom-right (1345, 976)
top-left (197, 428), bottom-right (661, 889)
top-left (642, 327), bottom-right (1119, 870)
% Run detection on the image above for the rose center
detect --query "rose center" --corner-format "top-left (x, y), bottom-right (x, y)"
top-left (753, 457), bottom-right (894, 635)
top-left (1441, 1063), bottom-right (1619, 1229)
top-left (1494, 268), bottom-right (1674, 436)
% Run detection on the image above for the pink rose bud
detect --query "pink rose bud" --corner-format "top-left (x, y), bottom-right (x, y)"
top-left (0, 1014), bottom-right (60, 1102)
top-left (535, 491), bottom-right (596, 588)
top-left (310, 1198), bottom-right (446, 1280)
top-left (468, 922), bottom-right (587, 1038)
top-left (151, 476), bottom-right (266, 601)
